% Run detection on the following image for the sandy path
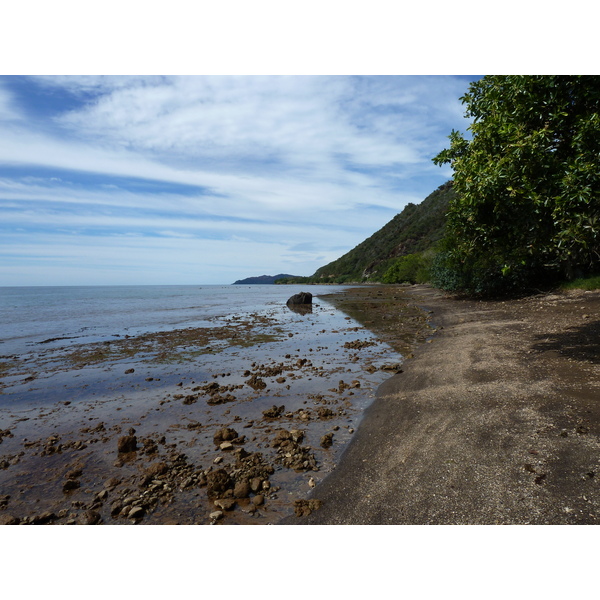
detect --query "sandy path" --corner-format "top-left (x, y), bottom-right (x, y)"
top-left (282, 285), bottom-right (600, 524)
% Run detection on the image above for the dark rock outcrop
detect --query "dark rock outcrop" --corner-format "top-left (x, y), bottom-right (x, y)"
top-left (286, 292), bottom-right (312, 306)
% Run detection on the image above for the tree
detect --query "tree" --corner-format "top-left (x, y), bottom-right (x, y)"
top-left (433, 75), bottom-right (600, 295)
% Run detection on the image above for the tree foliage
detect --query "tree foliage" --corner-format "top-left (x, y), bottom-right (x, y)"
top-left (381, 251), bottom-right (433, 284)
top-left (433, 75), bottom-right (600, 295)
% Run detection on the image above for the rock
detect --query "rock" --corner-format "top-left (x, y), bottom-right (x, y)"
top-left (286, 292), bottom-right (312, 305)
top-left (31, 511), bottom-right (57, 524)
top-left (117, 435), bottom-right (137, 453)
top-left (250, 477), bottom-right (263, 493)
top-left (294, 499), bottom-right (323, 517)
top-left (144, 462), bottom-right (168, 478)
top-left (206, 468), bottom-right (232, 497)
top-left (290, 429), bottom-right (304, 443)
top-left (65, 466), bottom-right (83, 479)
top-left (234, 447), bottom-right (250, 460)
top-left (0, 514), bottom-right (19, 525)
top-left (214, 498), bottom-right (236, 511)
top-left (128, 506), bottom-right (145, 520)
top-left (95, 489), bottom-right (109, 502)
top-left (233, 481), bottom-right (251, 498)
top-left (84, 510), bottom-right (102, 525)
top-left (219, 441), bottom-right (233, 451)
top-left (381, 363), bottom-right (403, 373)
top-left (320, 433), bottom-right (334, 448)
top-left (209, 511), bottom-right (223, 521)
top-left (263, 405), bottom-right (285, 419)
top-left (213, 427), bottom-right (239, 446)
top-left (124, 368), bottom-right (135, 374)
top-left (62, 479), bottom-right (80, 492)
top-left (252, 494), bottom-right (264, 506)
top-left (245, 374), bottom-right (267, 391)
top-left (317, 407), bottom-right (335, 419)
top-left (110, 501), bottom-right (123, 516)
top-left (104, 477), bottom-right (121, 489)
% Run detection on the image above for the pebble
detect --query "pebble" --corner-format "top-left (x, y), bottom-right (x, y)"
top-left (128, 506), bottom-right (145, 520)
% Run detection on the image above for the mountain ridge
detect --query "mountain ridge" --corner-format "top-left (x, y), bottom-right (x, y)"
top-left (307, 180), bottom-right (454, 283)
top-left (232, 274), bottom-right (302, 285)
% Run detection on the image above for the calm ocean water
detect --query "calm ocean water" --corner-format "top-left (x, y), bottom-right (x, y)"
top-left (0, 284), bottom-right (348, 356)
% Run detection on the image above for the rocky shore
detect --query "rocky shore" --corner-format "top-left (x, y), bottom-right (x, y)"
top-left (0, 289), bottom-right (431, 525)
top-left (282, 284), bottom-right (600, 525)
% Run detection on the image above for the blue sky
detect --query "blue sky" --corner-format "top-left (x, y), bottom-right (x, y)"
top-left (0, 75), bottom-right (479, 285)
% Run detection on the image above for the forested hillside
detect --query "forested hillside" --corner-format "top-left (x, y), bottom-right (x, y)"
top-left (305, 181), bottom-right (454, 284)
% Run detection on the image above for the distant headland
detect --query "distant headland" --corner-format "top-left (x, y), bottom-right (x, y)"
top-left (231, 274), bottom-right (302, 285)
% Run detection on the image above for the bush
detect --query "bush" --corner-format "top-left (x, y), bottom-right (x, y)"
top-left (381, 252), bottom-right (432, 284)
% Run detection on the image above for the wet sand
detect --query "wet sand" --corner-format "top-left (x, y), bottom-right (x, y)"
top-left (282, 284), bottom-right (600, 525)
top-left (0, 289), bottom-right (431, 525)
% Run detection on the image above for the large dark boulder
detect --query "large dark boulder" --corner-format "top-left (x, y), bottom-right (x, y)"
top-left (286, 292), bottom-right (312, 306)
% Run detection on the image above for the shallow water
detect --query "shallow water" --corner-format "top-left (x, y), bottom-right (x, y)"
top-left (0, 284), bottom-right (349, 355)
top-left (0, 285), bottom-right (405, 524)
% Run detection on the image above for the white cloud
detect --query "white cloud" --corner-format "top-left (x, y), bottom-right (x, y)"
top-left (0, 85), bottom-right (23, 122)
top-left (0, 75), bottom-right (475, 285)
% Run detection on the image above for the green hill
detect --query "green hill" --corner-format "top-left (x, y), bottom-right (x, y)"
top-left (308, 180), bottom-right (455, 283)
top-left (232, 273), bottom-right (301, 285)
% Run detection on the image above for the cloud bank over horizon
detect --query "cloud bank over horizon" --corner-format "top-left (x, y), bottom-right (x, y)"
top-left (0, 75), bottom-right (476, 286)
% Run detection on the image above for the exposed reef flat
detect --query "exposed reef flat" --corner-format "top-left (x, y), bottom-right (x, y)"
top-left (0, 289), bottom-right (430, 525)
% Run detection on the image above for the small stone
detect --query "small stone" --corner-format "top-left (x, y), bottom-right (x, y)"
top-left (128, 506), bottom-right (145, 520)
top-left (252, 494), bottom-right (264, 506)
top-left (209, 511), bottom-right (223, 521)
top-left (117, 435), bottom-right (137, 453)
top-left (250, 477), bottom-right (263, 493)
top-left (124, 368), bottom-right (135, 374)
top-left (214, 498), bottom-right (237, 511)
top-left (62, 479), bottom-right (80, 492)
top-left (66, 466), bottom-right (83, 479)
top-left (84, 510), bottom-right (102, 525)
top-left (95, 489), bottom-right (109, 501)
top-left (219, 441), bottom-right (233, 451)
top-left (233, 481), bottom-right (251, 499)
top-left (104, 477), bottom-right (121, 489)
top-left (320, 433), bottom-right (334, 448)
top-left (294, 499), bottom-right (323, 517)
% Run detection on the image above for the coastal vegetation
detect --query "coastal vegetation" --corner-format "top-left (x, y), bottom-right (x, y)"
top-left (432, 75), bottom-right (600, 295)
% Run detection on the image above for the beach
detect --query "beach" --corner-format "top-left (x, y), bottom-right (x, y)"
top-left (4, 282), bottom-right (599, 525)
top-left (283, 285), bottom-right (600, 524)
top-left (0, 285), bottom-right (430, 525)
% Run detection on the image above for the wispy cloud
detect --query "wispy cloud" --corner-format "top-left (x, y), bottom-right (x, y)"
top-left (0, 75), bottom-right (476, 285)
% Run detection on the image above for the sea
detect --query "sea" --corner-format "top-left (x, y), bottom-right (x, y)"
top-left (0, 284), bottom-right (350, 356)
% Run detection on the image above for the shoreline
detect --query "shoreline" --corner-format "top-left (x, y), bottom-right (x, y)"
top-left (0, 287), bottom-right (414, 525)
top-left (282, 284), bottom-right (600, 524)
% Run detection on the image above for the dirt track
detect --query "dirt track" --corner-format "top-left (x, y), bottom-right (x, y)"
top-left (282, 284), bottom-right (600, 524)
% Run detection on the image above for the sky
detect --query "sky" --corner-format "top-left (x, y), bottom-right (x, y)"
top-left (0, 74), bottom-right (481, 286)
